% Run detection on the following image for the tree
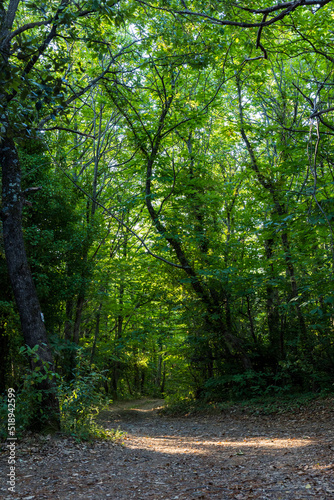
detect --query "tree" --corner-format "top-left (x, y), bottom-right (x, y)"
top-left (1, 0), bottom-right (334, 419)
top-left (0, 0), bottom-right (132, 427)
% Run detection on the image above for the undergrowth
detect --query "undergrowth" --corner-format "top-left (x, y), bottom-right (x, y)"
top-left (0, 350), bottom-right (124, 443)
top-left (59, 357), bottom-right (125, 442)
top-left (161, 391), bottom-right (333, 417)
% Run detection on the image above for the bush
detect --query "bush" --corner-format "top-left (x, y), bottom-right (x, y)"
top-left (1, 348), bottom-right (124, 442)
top-left (200, 370), bottom-right (292, 401)
top-left (1, 345), bottom-right (61, 438)
top-left (58, 354), bottom-right (122, 441)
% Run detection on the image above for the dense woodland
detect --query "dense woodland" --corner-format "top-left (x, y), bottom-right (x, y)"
top-left (1, 0), bottom-right (334, 433)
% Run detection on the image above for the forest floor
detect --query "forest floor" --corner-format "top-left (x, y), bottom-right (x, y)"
top-left (1, 397), bottom-right (334, 499)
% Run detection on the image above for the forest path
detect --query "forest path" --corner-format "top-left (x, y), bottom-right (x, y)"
top-left (1, 398), bottom-right (334, 499)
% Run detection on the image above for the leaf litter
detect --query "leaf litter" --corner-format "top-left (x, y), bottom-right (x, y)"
top-left (0, 398), bottom-right (333, 499)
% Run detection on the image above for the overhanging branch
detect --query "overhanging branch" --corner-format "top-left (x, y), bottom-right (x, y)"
top-left (49, 148), bottom-right (187, 270)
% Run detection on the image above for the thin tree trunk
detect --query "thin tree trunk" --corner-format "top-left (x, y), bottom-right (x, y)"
top-left (281, 232), bottom-right (307, 338)
top-left (90, 302), bottom-right (102, 365)
top-left (125, 372), bottom-right (133, 396)
top-left (145, 137), bottom-right (252, 370)
top-left (265, 238), bottom-right (282, 359)
top-left (64, 299), bottom-right (73, 342)
top-left (160, 361), bottom-right (166, 393)
top-left (246, 295), bottom-right (257, 345)
top-left (155, 345), bottom-right (163, 389)
top-left (72, 293), bottom-right (85, 344)
top-left (111, 304), bottom-right (124, 399)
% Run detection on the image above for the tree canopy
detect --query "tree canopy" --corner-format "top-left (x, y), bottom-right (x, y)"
top-left (1, 0), bottom-right (334, 431)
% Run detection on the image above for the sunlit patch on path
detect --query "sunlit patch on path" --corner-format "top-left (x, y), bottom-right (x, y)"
top-left (1, 398), bottom-right (333, 499)
top-left (125, 434), bottom-right (315, 455)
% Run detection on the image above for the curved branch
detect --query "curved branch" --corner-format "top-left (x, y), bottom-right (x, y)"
top-left (52, 154), bottom-right (187, 269)
top-left (7, 20), bottom-right (52, 42)
top-left (134, 0), bottom-right (319, 29)
top-left (310, 106), bottom-right (334, 118)
top-left (234, 0), bottom-right (331, 15)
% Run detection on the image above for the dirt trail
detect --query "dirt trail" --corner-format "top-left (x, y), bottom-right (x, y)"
top-left (1, 398), bottom-right (334, 499)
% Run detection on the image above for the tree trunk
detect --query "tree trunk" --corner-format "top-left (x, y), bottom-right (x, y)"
top-left (111, 312), bottom-right (123, 399)
top-left (281, 232), bottom-right (307, 339)
top-left (1, 137), bottom-right (59, 429)
top-left (237, 77), bottom-right (307, 345)
top-left (72, 293), bottom-right (85, 344)
top-left (246, 295), bottom-right (257, 345)
top-left (90, 302), bottom-right (102, 365)
top-left (265, 238), bottom-right (282, 360)
top-left (61, 298), bottom-right (75, 380)
top-left (64, 298), bottom-right (73, 342)
top-left (155, 345), bottom-right (163, 390)
top-left (160, 361), bottom-right (166, 393)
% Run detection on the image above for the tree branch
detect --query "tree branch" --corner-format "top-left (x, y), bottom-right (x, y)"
top-left (310, 106), bottom-right (334, 118)
top-left (5, 0), bottom-right (70, 104)
top-left (37, 126), bottom-right (95, 138)
top-left (38, 62), bottom-right (113, 128)
top-left (7, 20), bottom-right (52, 42)
top-left (49, 149), bottom-right (187, 270)
top-left (233, 0), bottom-right (331, 15)
top-left (134, 0), bottom-right (319, 29)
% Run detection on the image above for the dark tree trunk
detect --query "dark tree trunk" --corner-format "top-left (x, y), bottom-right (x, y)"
top-left (160, 361), bottom-right (166, 393)
top-left (281, 232), bottom-right (307, 339)
top-left (237, 78), bottom-right (306, 348)
top-left (90, 302), bottom-right (102, 365)
top-left (111, 313), bottom-right (123, 399)
top-left (1, 137), bottom-right (59, 429)
top-left (61, 298), bottom-right (75, 380)
top-left (72, 293), bottom-right (85, 344)
top-left (265, 238), bottom-right (282, 360)
top-left (246, 295), bottom-right (257, 345)
top-left (64, 298), bottom-right (73, 342)
top-left (140, 369), bottom-right (145, 394)
top-left (155, 351), bottom-right (162, 389)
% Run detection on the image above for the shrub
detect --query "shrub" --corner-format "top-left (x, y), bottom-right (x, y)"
top-left (58, 353), bottom-right (122, 441)
top-left (201, 370), bottom-right (292, 402)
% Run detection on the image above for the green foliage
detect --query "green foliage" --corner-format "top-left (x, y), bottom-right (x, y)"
top-left (10, 345), bottom-right (60, 432)
top-left (161, 396), bottom-right (213, 416)
top-left (202, 371), bottom-right (292, 402)
top-left (58, 353), bottom-right (119, 441)
top-left (0, 350), bottom-right (59, 437)
top-left (161, 392), bottom-right (334, 417)
top-left (213, 392), bottom-right (334, 416)
top-left (0, 348), bottom-right (122, 442)
top-left (2, 0), bottom-right (334, 422)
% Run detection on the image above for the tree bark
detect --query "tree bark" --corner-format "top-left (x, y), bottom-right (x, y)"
top-left (265, 238), bottom-right (282, 360)
top-left (90, 302), bottom-right (102, 365)
top-left (1, 137), bottom-right (59, 429)
top-left (246, 295), bottom-right (257, 345)
top-left (64, 298), bottom-right (73, 343)
top-left (111, 294), bottom-right (124, 399)
top-left (155, 345), bottom-right (163, 389)
top-left (72, 293), bottom-right (85, 345)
